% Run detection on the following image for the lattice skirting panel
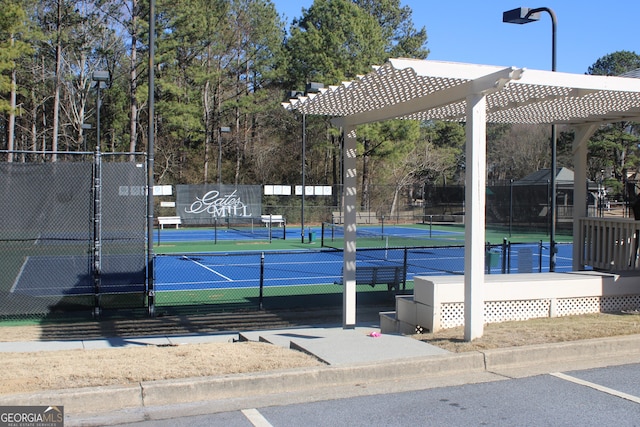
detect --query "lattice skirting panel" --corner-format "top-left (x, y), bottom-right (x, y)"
top-left (439, 295), bottom-right (640, 329)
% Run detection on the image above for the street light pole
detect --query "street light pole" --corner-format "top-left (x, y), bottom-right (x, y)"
top-left (90, 70), bottom-right (109, 319)
top-left (92, 71), bottom-right (109, 152)
top-left (147, 0), bottom-right (156, 317)
top-left (298, 83), bottom-right (324, 244)
top-left (301, 113), bottom-right (306, 243)
top-left (503, 6), bottom-right (558, 271)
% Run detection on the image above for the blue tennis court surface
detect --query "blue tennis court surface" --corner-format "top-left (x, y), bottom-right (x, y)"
top-left (154, 243), bottom-right (574, 292)
top-left (11, 254), bottom-right (145, 297)
top-left (10, 222), bottom-right (575, 297)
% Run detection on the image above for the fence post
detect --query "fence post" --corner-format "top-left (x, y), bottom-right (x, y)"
top-left (485, 241), bottom-right (490, 274)
top-left (92, 146), bottom-right (102, 318)
top-left (403, 248), bottom-right (408, 292)
top-left (259, 252), bottom-right (265, 310)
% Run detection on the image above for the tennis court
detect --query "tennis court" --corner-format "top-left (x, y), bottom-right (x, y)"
top-left (153, 222), bottom-right (575, 298)
top-left (6, 223), bottom-right (574, 300)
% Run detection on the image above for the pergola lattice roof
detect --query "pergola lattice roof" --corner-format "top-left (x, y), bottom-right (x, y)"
top-left (283, 57), bottom-right (640, 340)
top-left (284, 58), bottom-right (640, 125)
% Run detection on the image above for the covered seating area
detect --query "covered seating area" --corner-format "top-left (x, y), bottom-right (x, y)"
top-left (284, 58), bottom-right (640, 341)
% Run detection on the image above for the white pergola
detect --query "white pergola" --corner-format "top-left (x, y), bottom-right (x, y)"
top-left (284, 58), bottom-right (640, 341)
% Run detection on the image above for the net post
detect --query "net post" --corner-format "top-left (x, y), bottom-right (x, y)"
top-left (283, 219), bottom-right (286, 240)
top-left (501, 238), bottom-right (508, 274)
top-left (539, 240), bottom-right (543, 272)
top-left (321, 222), bottom-right (325, 247)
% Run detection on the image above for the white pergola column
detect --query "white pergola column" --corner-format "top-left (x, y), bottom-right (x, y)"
top-left (464, 92), bottom-right (487, 342)
top-left (572, 124), bottom-right (598, 270)
top-left (342, 124), bottom-right (357, 328)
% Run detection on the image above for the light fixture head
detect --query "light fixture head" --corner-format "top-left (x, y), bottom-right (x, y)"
top-left (305, 82), bottom-right (324, 93)
top-left (503, 7), bottom-right (541, 24)
top-left (92, 70), bottom-right (110, 82)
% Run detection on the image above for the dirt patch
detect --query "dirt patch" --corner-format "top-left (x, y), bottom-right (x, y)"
top-left (0, 340), bottom-right (322, 395)
top-left (412, 312), bottom-right (640, 352)
top-left (1, 312), bottom-right (639, 395)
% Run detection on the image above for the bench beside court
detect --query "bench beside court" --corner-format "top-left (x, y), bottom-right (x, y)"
top-left (337, 265), bottom-right (405, 293)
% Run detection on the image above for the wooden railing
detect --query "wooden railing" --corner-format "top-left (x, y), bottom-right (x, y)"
top-left (579, 217), bottom-right (640, 271)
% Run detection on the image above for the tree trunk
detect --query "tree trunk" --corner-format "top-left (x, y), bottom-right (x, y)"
top-left (30, 88), bottom-right (37, 154)
top-left (7, 35), bottom-right (16, 162)
top-left (128, 0), bottom-right (139, 160)
top-left (52, 0), bottom-right (63, 161)
top-left (203, 79), bottom-right (211, 183)
top-left (390, 185), bottom-right (400, 217)
top-left (203, 43), bottom-right (212, 183)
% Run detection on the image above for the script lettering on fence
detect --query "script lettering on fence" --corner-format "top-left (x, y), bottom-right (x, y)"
top-left (176, 185), bottom-right (261, 225)
top-left (185, 190), bottom-right (251, 217)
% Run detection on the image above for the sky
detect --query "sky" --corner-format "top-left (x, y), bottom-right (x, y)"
top-left (273, 1), bottom-right (639, 75)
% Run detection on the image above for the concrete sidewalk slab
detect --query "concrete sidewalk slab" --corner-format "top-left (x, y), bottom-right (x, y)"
top-left (0, 333), bottom-right (241, 352)
top-left (0, 340), bottom-right (84, 352)
top-left (241, 326), bottom-right (448, 365)
top-left (82, 336), bottom-right (174, 349)
top-left (167, 333), bottom-right (238, 345)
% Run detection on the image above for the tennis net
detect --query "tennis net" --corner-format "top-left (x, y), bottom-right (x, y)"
top-left (226, 217), bottom-right (286, 240)
top-left (320, 222), bottom-right (465, 249)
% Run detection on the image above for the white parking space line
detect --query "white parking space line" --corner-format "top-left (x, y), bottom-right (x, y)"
top-left (551, 372), bottom-right (640, 404)
top-left (241, 408), bottom-right (273, 427)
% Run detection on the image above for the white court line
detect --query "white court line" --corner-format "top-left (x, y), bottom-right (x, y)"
top-left (241, 408), bottom-right (273, 427)
top-left (9, 257), bottom-right (29, 293)
top-left (181, 255), bottom-right (233, 281)
top-left (551, 372), bottom-right (640, 404)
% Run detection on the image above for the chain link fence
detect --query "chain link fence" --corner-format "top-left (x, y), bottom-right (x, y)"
top-left (0, 166), bottom-right (579, 321)
top-left (0, 152), bottom-right (148, 319)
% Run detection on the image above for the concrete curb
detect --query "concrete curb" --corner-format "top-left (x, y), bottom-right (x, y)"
top-left (0, 384), bottom-right (143, 414)
top-left (481, 334), bottom-right (640, 371)
top-left (0, 353), bottom-right (484, 414)
top-left (1, 335), bottom-right (639, 416)
top-left (141, 352), bottom-right (484, 407)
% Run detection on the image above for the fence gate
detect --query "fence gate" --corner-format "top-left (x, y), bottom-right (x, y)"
top-left (0, 153), bottom-right (148, 319)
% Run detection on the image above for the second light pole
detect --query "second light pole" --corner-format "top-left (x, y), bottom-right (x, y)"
top-left (299, 82), bottom-right (324, 243)
top-left (503, 6), bottom-right (558, 271)
top-left (92, 71), bottom-right (110, 152)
